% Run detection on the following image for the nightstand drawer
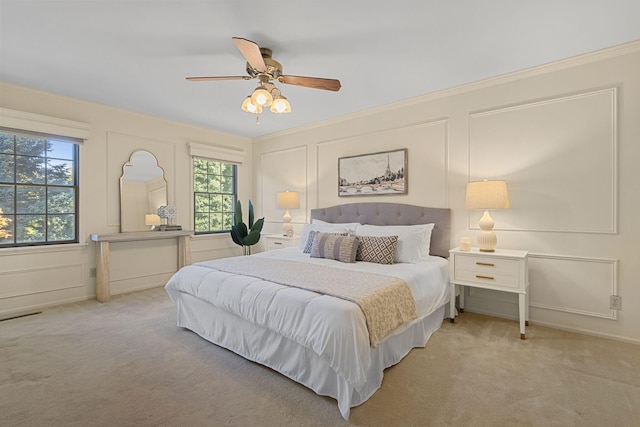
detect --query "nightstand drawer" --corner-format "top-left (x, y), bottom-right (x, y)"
top-left (454, 268), bottom-right (519, 289)
top-left (265, 238), bottom-right (289, 250)
top-left (455, 255), bottom-right (520, 275)
top-left (449, 247), bottom-right (529, 339)
top-left (262, 235), bottom-right (300, 251)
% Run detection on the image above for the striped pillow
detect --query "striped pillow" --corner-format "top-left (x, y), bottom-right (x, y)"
top-left (310, 232), bottom-right (359, 263)
top-left (356, 235), bottom-right (399, 265)
top-left (303, 230), bottom-right (348, 254)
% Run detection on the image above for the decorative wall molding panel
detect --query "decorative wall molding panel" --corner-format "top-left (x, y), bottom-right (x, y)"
top-left (469, 87), bottom-right (617, 234)
top-left (109, 272), bottom-right (175, 295)
top-left (467, 253), bottom-right (618, 320)
top-left (106, 132), bottom-right (177, 227)
top-left (0, 263), bottom-right (85, 299)
top-left (107, 238), bottom-right (180, 280)
top-left (191, 242), bottom-right (241, 263)
top-left (259, 145), bottom-right (308, 225)
top-left (316, 120), bottom-right (449, 209)
top-left (528, 253), bottom-right (618, 320)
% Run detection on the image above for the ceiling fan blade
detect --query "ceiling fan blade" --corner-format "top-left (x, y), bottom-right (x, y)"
top-left (278, 75), bottom-right (341, 91)
top-left (232, 37), bottom-right (267, 73)
top-left (186, 76), bottom-right (253, 81)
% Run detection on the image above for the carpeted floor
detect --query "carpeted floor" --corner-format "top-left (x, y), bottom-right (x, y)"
top-left (1, 286), bottom-right (639, 427)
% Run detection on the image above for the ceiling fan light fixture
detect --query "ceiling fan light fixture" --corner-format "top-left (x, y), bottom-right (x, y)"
top-left (189, 37), bottom-right (341, 120)
top-left (251, 85), bottom-right (273, 107)
top-left (270, 96), bottom-right (291, 114)
top-left (241, 96), bottom-right (262, 114)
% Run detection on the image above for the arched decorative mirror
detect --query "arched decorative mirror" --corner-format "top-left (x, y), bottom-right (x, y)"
top-left (120, 150), bottom-right (167, 232)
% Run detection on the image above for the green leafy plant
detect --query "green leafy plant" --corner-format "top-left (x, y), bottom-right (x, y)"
top-left (230, 200), bottom-right (264, 255)
top-left (0, 208), bottom-right (12, 240)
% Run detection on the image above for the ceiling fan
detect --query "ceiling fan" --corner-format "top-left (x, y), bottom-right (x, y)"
top-left (186, 37), bottom-right (341, 115)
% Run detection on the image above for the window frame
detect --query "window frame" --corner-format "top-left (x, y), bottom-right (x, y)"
top-left (192, 156), bottom-right (238, 235)
top-left (0, 128), bottom-right (80, 248)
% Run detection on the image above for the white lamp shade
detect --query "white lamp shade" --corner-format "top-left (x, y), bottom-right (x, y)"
top-left (144, 214), bottom-right (161, 226)
top-left (276, 191), bottom-right (300, 210)
top-left (465, 180), bottom-right (510, 210)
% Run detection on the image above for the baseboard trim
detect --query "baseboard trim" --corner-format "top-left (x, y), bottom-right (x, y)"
top-left (0, 311), bottom-right (42, 322)
top-left (461, 308), bottom-right (639, 345)
top-left (528, 318), bottom-right (640, 346)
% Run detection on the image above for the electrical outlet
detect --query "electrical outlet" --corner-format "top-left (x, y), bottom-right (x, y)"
top-left (610, 295), bottom-right (622, 310)
top-left (90, 267), bottom-right (96, 278)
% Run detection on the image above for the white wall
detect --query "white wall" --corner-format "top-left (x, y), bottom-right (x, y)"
top-left (252, 42), bottom-right (640, 344)
top-left (1, 42), bottom-right (638, 344)
top-left (0, 83), bottom-right (252, 315)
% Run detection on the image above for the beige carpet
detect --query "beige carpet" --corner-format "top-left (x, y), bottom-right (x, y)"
top-left (1, 287), bottom-right (639, 427)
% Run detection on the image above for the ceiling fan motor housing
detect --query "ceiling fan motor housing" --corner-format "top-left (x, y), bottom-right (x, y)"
top-left (245, 48), bottom-right (283, 79)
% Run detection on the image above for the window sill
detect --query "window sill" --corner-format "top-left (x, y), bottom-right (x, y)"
top-left (0, 242), bottom-right (88, 256)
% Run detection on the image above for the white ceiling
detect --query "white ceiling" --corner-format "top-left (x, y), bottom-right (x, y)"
top-left (1, 1), bottom-right (639, 139)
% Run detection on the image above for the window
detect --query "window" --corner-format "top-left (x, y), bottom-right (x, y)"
top-left (0, 129), bottom-right (79, 247)
top-left (193, 158), bottom-right (236, 234)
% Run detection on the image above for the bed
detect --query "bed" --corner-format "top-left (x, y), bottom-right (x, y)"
top-left (165, 202), bottom-right (451, 419)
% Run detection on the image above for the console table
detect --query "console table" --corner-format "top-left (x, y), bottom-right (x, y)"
top-left (90, 230), bottom-right (192, 302)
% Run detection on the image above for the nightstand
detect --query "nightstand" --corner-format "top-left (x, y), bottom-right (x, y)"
top-left (449, 247), bottom-right (529, 339)
top-left (262, 234), bottom-right (300, 252)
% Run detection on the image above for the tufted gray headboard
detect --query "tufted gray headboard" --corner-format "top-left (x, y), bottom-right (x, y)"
top-left (310, 203), bottom-right (451, 258)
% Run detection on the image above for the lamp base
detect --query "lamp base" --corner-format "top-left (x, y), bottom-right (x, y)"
top-left (476, 210), bottom-right (498, 252)
top-left (281, 222), bottom-right (293, 237)
top-left (281, 209), bottom-right (294, 237)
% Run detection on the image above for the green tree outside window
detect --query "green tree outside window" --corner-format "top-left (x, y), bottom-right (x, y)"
top-left (0, 131), bottom-right (78, 247)
top-left (194, 158), bottom-right (236, 234)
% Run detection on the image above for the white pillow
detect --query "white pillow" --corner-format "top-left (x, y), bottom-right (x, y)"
top-left (356, 223), bottom-right (435, 263)
top-left (298, 222), bottom-right (359, 251)
top-left (311, 219), bottom-right (360, 233)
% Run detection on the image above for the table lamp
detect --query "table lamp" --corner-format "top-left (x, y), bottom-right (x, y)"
top-left (144, 214), bottom-right (161, 231)
top-left (465, 180), bottom-right (509, 252)
top-left (276, 191), bottom-right (300, 237)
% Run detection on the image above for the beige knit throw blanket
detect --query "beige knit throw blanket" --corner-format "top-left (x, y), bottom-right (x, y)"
top-left (204, 256), bottom-right (418, 347)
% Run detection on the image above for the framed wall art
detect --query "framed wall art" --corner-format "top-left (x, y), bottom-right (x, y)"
top-left (338, 148), bottom-right (407, 197)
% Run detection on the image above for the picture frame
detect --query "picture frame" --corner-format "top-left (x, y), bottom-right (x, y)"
top-left (338, 148), bottom-right (407, 197)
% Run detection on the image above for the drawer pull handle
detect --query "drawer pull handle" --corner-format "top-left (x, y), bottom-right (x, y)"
top-left (476, 262), bottom-right (495, 267)
top-left (476, 275), bottom-right (495, 280)
top-left (274, 242), bottom-right (283, 245)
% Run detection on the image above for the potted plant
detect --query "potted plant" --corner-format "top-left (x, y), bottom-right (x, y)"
top-left (230, 200), bottom-right (264, 255)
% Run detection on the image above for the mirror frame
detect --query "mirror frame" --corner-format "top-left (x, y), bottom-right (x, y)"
top-left (119, 150), bottom-right (168, 232)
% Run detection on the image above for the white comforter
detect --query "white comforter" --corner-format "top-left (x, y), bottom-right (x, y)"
top-left (165, 247), bottom-right (449, 393)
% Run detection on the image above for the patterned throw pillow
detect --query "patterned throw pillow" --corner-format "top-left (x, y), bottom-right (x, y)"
top-left (302, 230), bottom-right (319, 253)
top-left (304, 231), bottom-right (349, 254)
top-left (310, 232), bottom-right (359, 263)
top-left (356, 235), bottom-right (399, 265)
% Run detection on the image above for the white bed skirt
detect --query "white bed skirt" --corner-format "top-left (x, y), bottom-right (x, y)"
top-left (170, 290), bottom-right (447, 419)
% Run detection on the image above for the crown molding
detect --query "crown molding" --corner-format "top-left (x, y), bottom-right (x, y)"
top-left (253, 39), bottom-right (640, 143)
